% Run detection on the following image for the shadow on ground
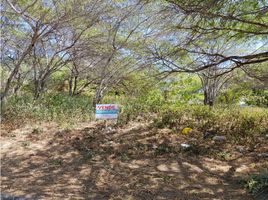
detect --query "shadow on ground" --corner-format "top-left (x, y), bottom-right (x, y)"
top-left (1, 122), bottom-right (264, 200)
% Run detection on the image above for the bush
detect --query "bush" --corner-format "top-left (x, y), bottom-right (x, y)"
top-left (246, 90), bottom-right (268, 107)
top-left (117, 89), bottom-right (166, 124)
top-left (116, 89), bottom-right (268, 139)
top-left (151, 105), bottom-right (268, 139)
top-left (3, 93), bottom-right (94, 125)
top-left (3, 91), bottom-right (268, 139)
top-left (245, 172), bottom-right (268, 195)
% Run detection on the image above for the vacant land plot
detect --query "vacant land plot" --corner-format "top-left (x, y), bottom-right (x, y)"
top-left (1, 122), bottom-right (267, 200)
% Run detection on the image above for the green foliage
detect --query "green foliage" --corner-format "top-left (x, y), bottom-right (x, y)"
top-left (218, 65), bottom-right (268, 107)
top-left (154, 143), bottom-right (176, 155)
top-left (152, 105), bottom-right (268, 138)
top-left (3, 93), bottom-right (94, 125)
top-left (217, 151), bottom-right (232, 161)
top-left (163, 74), bottom-right (203, 104)
top-left (153, 109), bottom-right (181, 129)
top-left (3, 65), bottom-right (268, 141)
top-left (246, 90), bottom-right (268, 107)
top-left (245, 172), bottom-right (268, 195)
top-left (115, 77), bottom-right (268, 138)
top-left (217, 87), bottom-right (249, 105)
top-left (117, 88), bottom-right (166, 124)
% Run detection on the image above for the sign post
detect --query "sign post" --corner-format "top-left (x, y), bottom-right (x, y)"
top-left (95, 104), bottom-right (119, 119)
top-left (96, 104), bottom-right (119, 131)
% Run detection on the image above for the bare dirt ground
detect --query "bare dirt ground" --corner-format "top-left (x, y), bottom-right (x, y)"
top-left (1, 121), bottom-right (267, 200)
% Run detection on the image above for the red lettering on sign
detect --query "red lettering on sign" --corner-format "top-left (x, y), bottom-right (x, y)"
top-left (96, 105), bottom-right (117, 110)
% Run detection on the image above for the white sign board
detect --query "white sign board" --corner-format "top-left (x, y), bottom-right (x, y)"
top-left (96, 104), bottom-right (119, 119)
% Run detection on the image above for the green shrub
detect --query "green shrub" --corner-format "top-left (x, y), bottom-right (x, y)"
top-left (3, 93), bottom-right (94, 125)
top-left (246, 90), bottom-right (268, 107)
top-left (3, 91), bottom-right (268, 139)
top-left (154, 143), bottom-right (176, 155)
top-left (151, 105), bottom-right (268, 139)
top-left (245, 172), bottom-right (268, 195)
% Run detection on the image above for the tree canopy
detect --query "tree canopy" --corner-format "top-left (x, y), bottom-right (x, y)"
top-left (1, 0), bottom-right (267, 105)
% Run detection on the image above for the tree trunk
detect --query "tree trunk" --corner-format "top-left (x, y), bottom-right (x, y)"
top-left (93, 87), bottom-right (105, 109)
top-left (69, 78), bottom-right (73, 96)
top-left (1, 30), bottom-right (38, 102)
top-left (73, 76), bottom-right (78, 95)
top-left (34, 79), bottom-right (46, 99)
top-left (223, 92), bottom-right (230, 104)
top-left (203, 88), bottom-right (215, 106)
top-left (13, 84), bottom-right (22, 97)
top-left (1, 48), bottom-right (30, 101)
top-left (34, 81), bottom-right (42, 99)
top-left (93, 93), bottom-right (102, 109)
top-left (69, 76), bottom-right (78, 96)
top-left (13, 74), bottom-right (22, 97)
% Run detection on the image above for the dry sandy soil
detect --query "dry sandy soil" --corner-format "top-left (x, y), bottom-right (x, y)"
top-left (1, 121), bottom-right (267, 200)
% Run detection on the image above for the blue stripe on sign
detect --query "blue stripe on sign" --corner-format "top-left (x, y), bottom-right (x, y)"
top-left (96, 110), bottom-right (118, 114)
